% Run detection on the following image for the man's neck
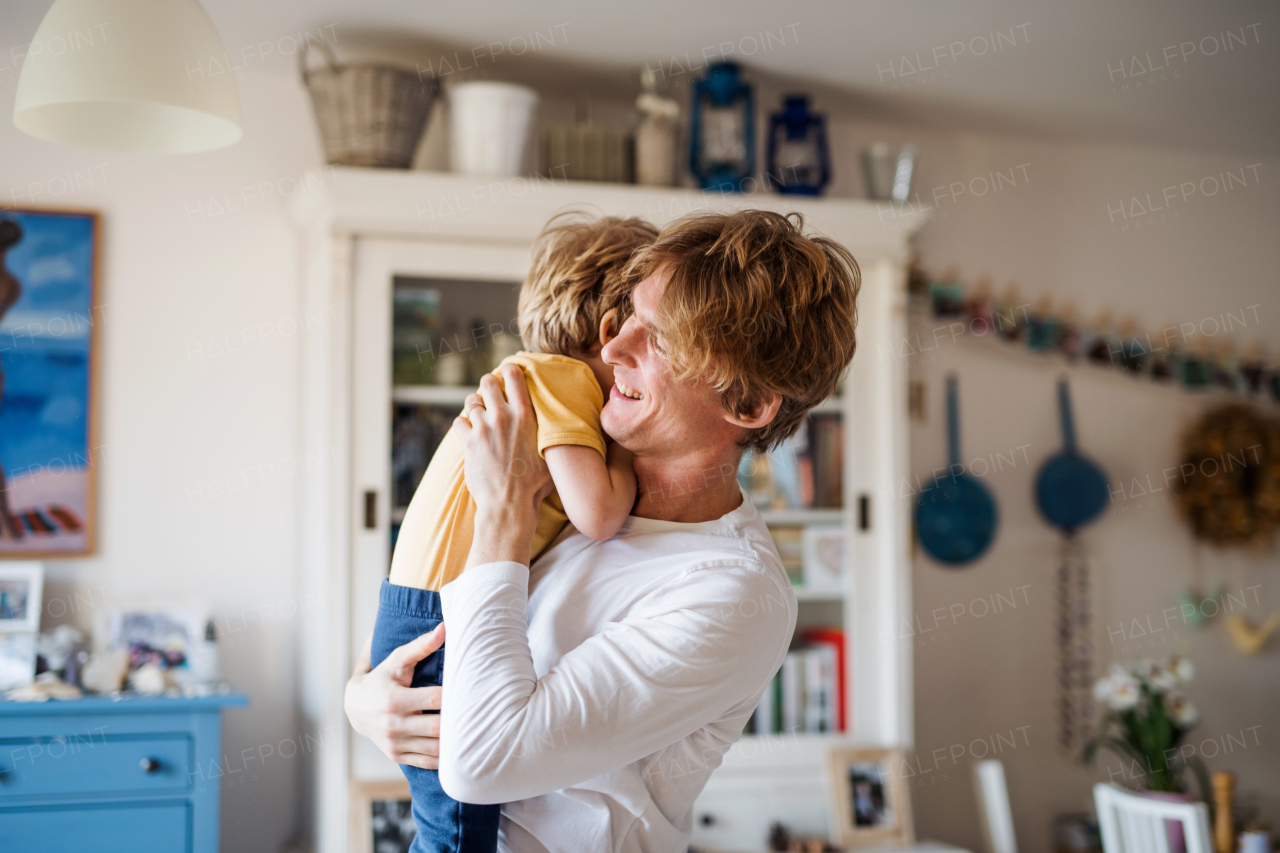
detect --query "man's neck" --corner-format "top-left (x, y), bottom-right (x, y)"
top-left (631, 448), bottom-right (745, 523)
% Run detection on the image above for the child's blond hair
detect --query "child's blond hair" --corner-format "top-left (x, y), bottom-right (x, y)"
top-left (518, 213), bottom-right (658, 356)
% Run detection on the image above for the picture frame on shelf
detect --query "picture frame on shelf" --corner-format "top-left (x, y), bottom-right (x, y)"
top-left (802, 524), bottom-right (845, 592)
top-left (349, 778), bottom-right (413, 853)
top-left (0, 631), bottom-right (38, 691)
top-left (0, 561), bottom-right (43, 633)
top-left (95, 599), bottom-right (213, 689)
top-left (826, 746), bottom-right (915, 848)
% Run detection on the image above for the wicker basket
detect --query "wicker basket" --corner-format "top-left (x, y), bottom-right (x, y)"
top-left (300, 43), bottom-right (436, 169)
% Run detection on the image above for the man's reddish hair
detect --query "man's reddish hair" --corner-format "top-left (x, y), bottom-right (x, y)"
top-left (626, 210), bottom-right (861, 451)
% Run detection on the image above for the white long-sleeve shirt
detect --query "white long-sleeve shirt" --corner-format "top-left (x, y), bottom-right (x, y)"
top-left (438, 495), bottom-right (796, 853)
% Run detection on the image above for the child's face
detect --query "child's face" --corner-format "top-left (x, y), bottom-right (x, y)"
top-left (575, 344), bottom-right (618, 409)
top-left (573, 308), bottom-right (622, 412)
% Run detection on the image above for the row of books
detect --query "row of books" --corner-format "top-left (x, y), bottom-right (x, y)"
top-left (740, 412), bottom-right (844, 511)
top-left (748, 628), bottom-right (846, 735)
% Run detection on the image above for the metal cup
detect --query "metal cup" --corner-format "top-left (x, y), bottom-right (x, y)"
top-left (862, 142), bottom-right (915, 202)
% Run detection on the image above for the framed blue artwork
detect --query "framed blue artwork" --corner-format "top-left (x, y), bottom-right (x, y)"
top-left (0, 208), bottom-right (99, 557)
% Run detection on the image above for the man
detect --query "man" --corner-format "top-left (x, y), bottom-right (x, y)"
top-left (346, 209), bottom-right (861, 852)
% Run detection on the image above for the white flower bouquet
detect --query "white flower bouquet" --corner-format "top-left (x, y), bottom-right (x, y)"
top-left (1082, 656), bottom-right (1208, 795)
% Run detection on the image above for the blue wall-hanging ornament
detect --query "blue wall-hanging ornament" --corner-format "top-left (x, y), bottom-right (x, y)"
top-left (915, 375), bottom-right (999, 566)
top-left (689, 61), bottom-right (755, 192)
top-left (1036, 378), bottom-right (1109, 533)
top-left (766, 95), bottom-right (830, 195)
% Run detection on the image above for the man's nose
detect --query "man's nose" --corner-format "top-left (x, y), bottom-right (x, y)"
top-left (602, 324), bottom-right (638, 366)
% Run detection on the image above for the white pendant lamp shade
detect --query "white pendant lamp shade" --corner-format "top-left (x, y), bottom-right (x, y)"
top-left (14, 0), bottom-right (242, 153)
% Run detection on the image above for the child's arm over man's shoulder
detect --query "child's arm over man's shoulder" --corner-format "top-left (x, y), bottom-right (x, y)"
top-left (516, 353), bottom-right (637, 541)
top-left (545, 442), bottom-right (635, 541)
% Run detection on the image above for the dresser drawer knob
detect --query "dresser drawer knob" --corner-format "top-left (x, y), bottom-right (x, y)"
top-left (140, 757), bottom-right (162, 773)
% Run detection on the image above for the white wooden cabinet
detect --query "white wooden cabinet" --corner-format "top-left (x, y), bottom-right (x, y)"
top-left (291, 169), bottom-right (926, 853)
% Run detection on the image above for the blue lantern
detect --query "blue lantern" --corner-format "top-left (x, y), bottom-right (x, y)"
top-left (689, 61), bottom-right (755, 192)
top-left (766, 95), bottom-right (830, 195)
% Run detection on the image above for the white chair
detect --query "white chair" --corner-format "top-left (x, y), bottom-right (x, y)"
top-left (1093, 783), bottom-right (1213, 853)
top-left (973, 760), bottom-right (1018, 853)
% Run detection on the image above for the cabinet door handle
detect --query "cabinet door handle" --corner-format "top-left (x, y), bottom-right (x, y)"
top-left (140, 757), bottom-right (162, 773)
top-left (364, 490), bottom-right (377, 529)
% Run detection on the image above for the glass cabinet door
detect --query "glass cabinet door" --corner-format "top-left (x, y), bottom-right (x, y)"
top-left (350, 239), bottom-right (528, 706)
top-left (389, 274), bottom-right (521, 549)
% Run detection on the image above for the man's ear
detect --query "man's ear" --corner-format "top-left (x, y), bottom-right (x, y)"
top-left (725, 392), bottom-right (782, 431)
top-left (598, 308), bottom-right (620, 349)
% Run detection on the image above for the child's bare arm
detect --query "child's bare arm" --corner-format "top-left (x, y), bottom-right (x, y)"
top-left (543, 442), bottom-right (636, 541)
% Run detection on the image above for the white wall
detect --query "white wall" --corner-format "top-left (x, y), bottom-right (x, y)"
top-left (1, 65), bottom-right (324, 851)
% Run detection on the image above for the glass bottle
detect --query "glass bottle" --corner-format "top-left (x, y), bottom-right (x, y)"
top-left (634, 67), bottom-right (680, 187)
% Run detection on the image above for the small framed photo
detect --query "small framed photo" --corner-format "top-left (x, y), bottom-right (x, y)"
top-left (96, 601), bottom-right (208, 670)
top-left (0, 631), bottom-right (38, 691)
top-left (350, 778), bottom-right (413, 853)
top-left (802, 524), bottom-right (845, 592)
top-left (0, 562), bottom-right (44, 633)
top-left (826, 746), bottom-right (914, 847)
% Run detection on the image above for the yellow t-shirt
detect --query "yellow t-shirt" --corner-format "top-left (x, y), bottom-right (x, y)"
top-left (388, 352), bottom-right (607, 591)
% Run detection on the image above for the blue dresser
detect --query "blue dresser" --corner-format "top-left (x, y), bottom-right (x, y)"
top-left (0, 694), bottom-right (247, 853)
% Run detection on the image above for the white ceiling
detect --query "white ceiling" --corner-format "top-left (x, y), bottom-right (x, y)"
top-left (4, 1), bottom-right (1278, 157)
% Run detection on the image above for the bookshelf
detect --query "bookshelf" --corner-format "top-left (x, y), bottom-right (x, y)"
top-left (758, 507), bottom-right (843, 525)
top-left (791, 588), bottom-right (847, 603)
top-left (292, 169), bottom-right (926, 853)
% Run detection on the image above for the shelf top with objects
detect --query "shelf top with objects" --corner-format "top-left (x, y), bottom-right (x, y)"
top-left (290, 167), bottom-right (930, 260)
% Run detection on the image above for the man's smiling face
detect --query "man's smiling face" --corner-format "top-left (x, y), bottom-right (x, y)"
top-left (600, 269), bottom-right (730, 459)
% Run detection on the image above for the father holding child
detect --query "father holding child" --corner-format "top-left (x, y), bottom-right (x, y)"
top-left (346, 208), bottom-right (862, 853)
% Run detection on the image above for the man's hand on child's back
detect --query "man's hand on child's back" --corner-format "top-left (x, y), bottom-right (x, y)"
top-left (344, 628), bottom-right (445, 769)
top-left (456, 365), bottom-right (551, 569)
